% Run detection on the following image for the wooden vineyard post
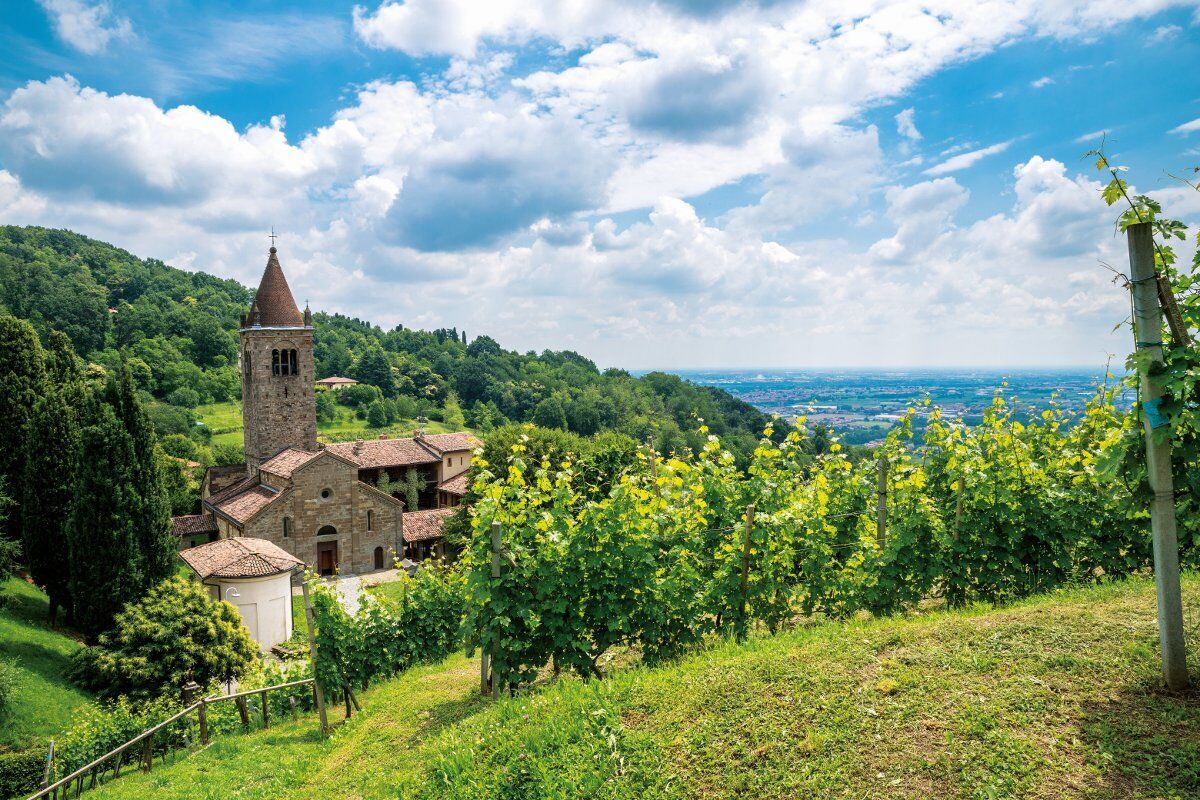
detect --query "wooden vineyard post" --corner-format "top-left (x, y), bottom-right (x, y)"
top-left (490, 521), bottom-right (502, 700)
top-left (736, 504), bottom-right (756, 640)
top-left (235, 695), bottom-right (250, 730)
top-left (40, 740), bottom-right (54, 790)
top-left (260, 689), bottom-right (269, 729)
top-left (876, 454), bottom-right (888, 549)
top-left (1127, 221), bottom-right (1189, 690)
top-left (198, 697), bottom-right (209, 745)
top-left (300, 576), bottom-right (330, 733)
top-left (141, 736), bottom-right (152, 773)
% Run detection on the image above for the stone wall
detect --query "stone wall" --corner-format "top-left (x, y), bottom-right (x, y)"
top-left (240, 326), bottom-right (317, 469)
top-left (244, 454), bottom-right (401, 574)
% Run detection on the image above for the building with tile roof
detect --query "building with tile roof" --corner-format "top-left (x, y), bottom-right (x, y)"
top-left (171, 246), bottom-right (476, 575)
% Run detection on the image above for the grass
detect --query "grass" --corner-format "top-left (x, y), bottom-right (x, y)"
top-left (86, 575), bottom-right (1200, 799)
top-left (0, 578), bottom-right (92, 749)
top-left (195, 401), bottom-right (466, 451)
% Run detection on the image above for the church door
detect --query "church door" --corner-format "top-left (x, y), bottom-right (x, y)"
top-left (374, 546), bottom-right (385, 570)
top-left (317, 541), bottom-right (338, 575)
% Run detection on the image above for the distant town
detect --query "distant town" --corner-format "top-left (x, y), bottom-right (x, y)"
top-left (679, 367), bottom-right (1127, 445)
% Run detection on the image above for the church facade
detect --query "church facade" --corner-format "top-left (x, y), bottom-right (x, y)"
top-left (171, 247), bottom-right (476, 574)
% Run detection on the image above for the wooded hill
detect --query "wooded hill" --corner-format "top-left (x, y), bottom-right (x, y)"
top-left (0, 225), bottom-right (775, 459)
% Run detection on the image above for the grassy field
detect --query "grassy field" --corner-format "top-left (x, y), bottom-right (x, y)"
top-left (196, 401), bottom-right (466, 451)
top-left (85, 575), bottom-right (1200, 800)
top-left (0, 578), bottom-right (92, 749)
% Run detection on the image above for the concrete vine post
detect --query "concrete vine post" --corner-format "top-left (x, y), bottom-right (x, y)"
top-left (876, 454), bottom-right (888, 550)
top-left (299, 575), bottom-right (330, 733)
top-left (1127, 221), bottom-right (1189, 690)
top-left (736, 504), bottom-right (756, 639)
top-left (490, 520), bottom-right (503, 700)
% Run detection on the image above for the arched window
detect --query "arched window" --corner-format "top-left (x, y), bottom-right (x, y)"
top-left (366, 509), bottom-right (374, 531)
top-left (282, 517), bottom-right (291, 538)
top-left (289, 349), bottom-right (298, 375)
top-left (374, 547), bottom-right (385, 569)
top-left (271, 349), bottom-right (281, 376)
top-left (317, 525), bottom-right (337, 537)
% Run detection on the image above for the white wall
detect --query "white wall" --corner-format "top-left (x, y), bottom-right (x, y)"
top-left (208, 572), bottom-right (293, 650)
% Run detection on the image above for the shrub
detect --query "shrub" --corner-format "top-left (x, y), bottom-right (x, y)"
top-left (166, 387), bottom-right (201, 408)
top-left (0, 749), bottom-right (43, 799)
top-left (69, 577), bottom-right (259, 701)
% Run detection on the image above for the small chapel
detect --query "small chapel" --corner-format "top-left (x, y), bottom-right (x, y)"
top-left (171, 246), bottom-right (477, 575)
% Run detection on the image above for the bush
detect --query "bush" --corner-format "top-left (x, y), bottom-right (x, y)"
top-left (68, 577), bottom-right (259, 701)
top-left (366, 400), bottom-right (388, 428)
top-left (0, 749), bottom-right (43, 800)
top-left (212, 441), bottom-right (245, 466)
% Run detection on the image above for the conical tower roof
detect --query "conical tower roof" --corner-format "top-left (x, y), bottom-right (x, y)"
top-left (250, 247), bottom-right (304, 327)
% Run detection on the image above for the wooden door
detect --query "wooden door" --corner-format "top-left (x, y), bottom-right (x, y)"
top-left (318, 543), bottom-right (336, 575)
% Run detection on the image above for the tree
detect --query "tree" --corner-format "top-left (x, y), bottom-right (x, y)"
top-left (106, 364), bottom-right (175, 588)
top-left (68, 404), bottom-right (141, 637)
top-left (366, 400), bottom-right (388, 428)
top-left (0, 316), bottom-right (46, 539)
top-left (533, 396), bottom-right (568, 430)
top-left (68, 576), bottom-right (258, 700)
top-left (22, 389), bottom-right (80, 625)
top-left (352, 345), bottom-right (396, 397)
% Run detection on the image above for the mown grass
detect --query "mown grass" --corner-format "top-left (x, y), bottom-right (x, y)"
top-left (87, 576), bottom-right (1200, 800)
top-left (0, 578), bottom-right (92, 749)
top-left (195, 401), bottom-right (465, 451)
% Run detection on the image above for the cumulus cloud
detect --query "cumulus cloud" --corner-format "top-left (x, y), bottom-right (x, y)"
top-left (37, 0), bottom-right (132, 55)
top-left (1170, 117), bottom-right (1200, 135)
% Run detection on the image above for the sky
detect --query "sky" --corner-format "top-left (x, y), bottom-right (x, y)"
top-left (1, 1), bottom-right (1199, 370)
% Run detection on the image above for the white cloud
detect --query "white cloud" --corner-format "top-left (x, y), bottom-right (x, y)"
top-left (1073, 128), bottom-right (1110, 144)
top-left (1170, 117), bottom-right (1200, 135)
top-left (924, 140), bottom-right (1014, 176)
top-left (37, 0), bottom-right (132, 55)
top-left (1030, 76), bottom-right (1054, 88)
top-left (1150, 23), bottom-right (1182, 40)
top-left (895, 108), bottom-right (922, 141)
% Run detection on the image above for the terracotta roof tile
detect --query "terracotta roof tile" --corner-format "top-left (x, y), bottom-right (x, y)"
top-left (171, 513), bottom-right (218, 537)
top-left (437, 472), bottom-right (469, 496)
top-left (249, 248), bottom-right (304, 327)
top-left (420, 433), bottom-right (480, 453)
top-left (259, 448), bottom-right (319, 479)
top-left (325, 437), bottom-right (440, 469)
top-left (179, 537), bottom-right (302, 580)
top-left (208, 480), bottom-right (281, 525)
top-left (403, 508), bottom-right (455, 542)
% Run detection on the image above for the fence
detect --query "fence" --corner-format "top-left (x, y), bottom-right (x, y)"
top-left (27, 678), bottom-right (315, 800)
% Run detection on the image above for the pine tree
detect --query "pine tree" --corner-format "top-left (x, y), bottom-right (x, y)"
top-left (0, 316), bottom-right (46, 539)
top-left (42, 330), bottom-right (82, 388)
top-left (22, 389), bottom-right (80, 625)
top-left (68, 404), bottom-right (140, 637)
top-left (352, 345), bottom-right (396, 397)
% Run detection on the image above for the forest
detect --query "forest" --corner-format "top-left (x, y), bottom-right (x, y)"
top-left (0, 225), bottom-right (777, 462)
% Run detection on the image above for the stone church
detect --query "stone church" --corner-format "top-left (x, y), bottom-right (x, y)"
top-left (171, 247), bottom-right (476, 575)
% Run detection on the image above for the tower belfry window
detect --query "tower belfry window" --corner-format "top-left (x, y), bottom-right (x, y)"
top-left (272, 349), bottom-right (281, 375)
top-left (289, 349), bottom-right (298, 375)
top-left (271, 348), bottom-right (299, 377)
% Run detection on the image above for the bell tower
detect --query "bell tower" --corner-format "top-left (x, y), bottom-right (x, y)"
top-left (239, 246), bottom-right (317, 470)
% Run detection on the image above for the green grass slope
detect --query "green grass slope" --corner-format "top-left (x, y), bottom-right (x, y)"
top-left (89, 576), bottom-right (1200, 800)
top-left (0, 578), bottom-right (91, 749)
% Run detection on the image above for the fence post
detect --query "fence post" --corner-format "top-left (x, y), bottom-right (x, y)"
top-left (198, 697), bottom-right (209, 745)
top-left (490, 521), bottom-right (502, 700)
top-left (1127, 221), bottom-right (1189, 691)
top-left (260, 689), bottom-right (269, 729)
top-left (235, 695), bottom-right (250, 730)
top-left (40, 740), bottom-right (54, 790)
top-left (876, 454), bottom-right (888, 549)
top-left (736, 504), bottom-right (756, 639)
top-left (300, 576), bottom-right (330, 734)
top-left (289, 695), bottom-right (298, 721)
top-left (141, 736), bottom-right (152, 773)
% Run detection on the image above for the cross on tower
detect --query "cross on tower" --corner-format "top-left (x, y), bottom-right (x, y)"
top-left (268, 227), bottom-right (278, 248)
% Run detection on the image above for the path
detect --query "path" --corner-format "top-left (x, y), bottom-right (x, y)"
top-left (292, 568), bottom-right (404, 615)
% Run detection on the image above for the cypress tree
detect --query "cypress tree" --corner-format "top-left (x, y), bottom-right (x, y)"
top-left (22, 388), bottom-right (80, 625)
top-left (0, 316), bottom-right (46, 539)
top-left (68, 403), bottom-right (140, 637)
top-left (43, 330), bottom-right (83, 388)
top-left (105, 363), bottom-right (174, 587)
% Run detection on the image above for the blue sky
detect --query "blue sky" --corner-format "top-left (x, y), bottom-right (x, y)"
top-left (1, 1), bottom-right (1199, 369)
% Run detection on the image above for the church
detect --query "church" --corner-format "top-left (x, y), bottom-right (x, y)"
top-left (171, 246), bottom-right (476, 575)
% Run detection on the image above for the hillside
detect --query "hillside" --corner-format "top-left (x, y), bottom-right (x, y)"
top-left (0, 226), bottom-right (778, 462)
top-left (0, 578), bottom-right (91, 749)
top-left (85, 576), bottom-right (1200, 800)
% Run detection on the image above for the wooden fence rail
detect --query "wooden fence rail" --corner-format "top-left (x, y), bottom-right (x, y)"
top-left (27, 678), bottom-right (315, 800)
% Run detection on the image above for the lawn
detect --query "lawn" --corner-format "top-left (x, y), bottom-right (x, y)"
top-left (0, 578), bottom-right (92, 750)
top-left (86, 575), bottom-right (1200, 799)
top-left (195, 401), bottom-right (466, 452)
